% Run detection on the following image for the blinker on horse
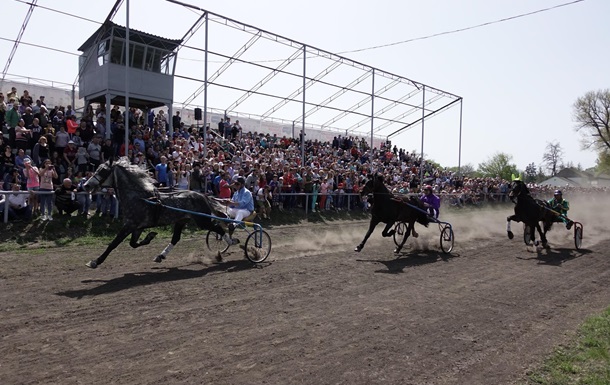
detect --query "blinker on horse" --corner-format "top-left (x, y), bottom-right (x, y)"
top-left (82, 157), bottom-right (228, 268)
top-left (355, 174), bottom-right (430, 254)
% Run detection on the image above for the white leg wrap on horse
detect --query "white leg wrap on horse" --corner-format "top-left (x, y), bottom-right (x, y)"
top-left (161, 243), bottom-right (174, 257)
top-left (506, 222), bottom-right (511, 232)
top-left (223, 234), bottom-right (232, 243)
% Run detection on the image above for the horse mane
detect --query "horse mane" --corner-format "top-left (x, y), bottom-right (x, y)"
top-left (114, 157), bottom-right (157, 193)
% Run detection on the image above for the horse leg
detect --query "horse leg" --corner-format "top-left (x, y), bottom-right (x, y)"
top-left (154, 221), bottom-right (187, 263)
top-left (86, 226), bottom-right (133, 268)
top-left (507, 215), bottom-right (519, 239)
top-left (536, 223), bottom-right (550, 249)
top-left (394, 221), bottom-right (412, 254)
top-left (355, 219), bottom-right (379, 252)
top-left (380, 222), bottom-right (396, 237)
top-left (127, 229), bottom-right (146, 248)
top-left (134, 231), bottom-right (158, 247)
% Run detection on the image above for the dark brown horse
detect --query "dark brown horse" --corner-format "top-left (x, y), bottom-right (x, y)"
top-left (506, 180), bottom-right (556, 248)
top-left (355, 174), bottom-right (430, 253)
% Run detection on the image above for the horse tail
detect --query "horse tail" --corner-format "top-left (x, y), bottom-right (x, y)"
top-left (416, 210), bottom-right (430, 227)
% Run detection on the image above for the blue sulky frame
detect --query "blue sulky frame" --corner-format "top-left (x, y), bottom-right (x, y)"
top-left (142, 199), bottom-right (272, 263)
top-left (395, 201), bottom-right (455, 254)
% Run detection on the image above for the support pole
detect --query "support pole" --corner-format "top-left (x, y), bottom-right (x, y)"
top-left (370, 68), bottom-right (375, 150)
top-left (105, 93), bottom-right (112, 140)
top-left (124, 0), bottom-right (130, 155)
top-left (458, 98), bottom-right (463, 176)
top-left (301, 45), bottom-right (306, 167)
top-left (71, 85), bottom-right (76, 115)
top-left (202, 12), bottom-right (209, 159)
top-left (419, 85), bottom-right (426, 187)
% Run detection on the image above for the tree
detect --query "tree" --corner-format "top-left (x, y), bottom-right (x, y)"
top-left (542, 141), bottom-right (564, 176)
top-left (446, 163), bottom-right (476, 177)
top-left (574, 89), bottom-right (610, 153)
top-left (477, 152), bottom-right (519, 180)
top-left (597, 150), bottom-right (610, 173)
top-left (524, 162), bottom-right (538, 183)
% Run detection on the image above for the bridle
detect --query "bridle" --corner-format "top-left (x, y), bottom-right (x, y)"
top-left (88, 166), bottom-right (114, 190)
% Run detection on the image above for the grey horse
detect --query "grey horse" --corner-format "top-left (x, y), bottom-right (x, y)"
top-left (83, 157), bottom-right (228, 269)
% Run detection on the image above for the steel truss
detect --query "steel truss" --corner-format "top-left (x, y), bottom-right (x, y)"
top-left (169, 0), bottom-right (463, 169)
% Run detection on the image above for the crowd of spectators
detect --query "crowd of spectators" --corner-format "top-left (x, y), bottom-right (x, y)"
top-left (1, 85), bottom-right (607, 223)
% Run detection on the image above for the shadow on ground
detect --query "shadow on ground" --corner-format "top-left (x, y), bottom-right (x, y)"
top-left (55, 259), bottom-right (263, 299)
top-left (517, 246), bottom-right (593, 266)
top-left (357, 250), bottom-right (458, 274)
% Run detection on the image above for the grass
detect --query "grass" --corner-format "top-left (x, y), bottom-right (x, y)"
top-left (0, 206), bottom-right (370, 253)
top-left (526, 307), bottom-right (610, 385)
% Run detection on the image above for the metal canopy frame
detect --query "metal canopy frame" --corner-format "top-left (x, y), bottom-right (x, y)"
top-left (169, 0), bottom-right (463, 169)
top-left (3, 0), bottom-right (463, 171)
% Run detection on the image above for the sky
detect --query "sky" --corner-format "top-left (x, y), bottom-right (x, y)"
top-left (1, 0), bottom-right (609, 172)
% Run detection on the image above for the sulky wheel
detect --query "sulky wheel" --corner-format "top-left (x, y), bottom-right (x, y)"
top-left (393, 222), bottom-right (407, 246)
top-left (245, 229), bottom-right (272, 263)
top-left (574, 223), bottom-right (583, 250)
top-left (440, 225), bottom-right (454, 254)
top-left (206, 230), bottom-right (230, 255)
top-left (523, 224), bottom-right (532, 246)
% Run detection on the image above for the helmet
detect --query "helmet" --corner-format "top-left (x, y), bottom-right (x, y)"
top-left (554, 189), bottom-right (562, 196)
top-left (424, 185), bottom-right (433, 191)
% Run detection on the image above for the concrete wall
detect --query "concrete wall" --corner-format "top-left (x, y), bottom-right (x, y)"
top-left (1, 80), bottom-right (82, 111)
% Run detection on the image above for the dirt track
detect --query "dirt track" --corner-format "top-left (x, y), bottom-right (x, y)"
top-left (1, 197), bottom-right (609, 385)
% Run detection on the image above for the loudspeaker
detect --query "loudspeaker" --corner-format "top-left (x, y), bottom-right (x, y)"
top-left (194, 108), bottom-right (202, 121)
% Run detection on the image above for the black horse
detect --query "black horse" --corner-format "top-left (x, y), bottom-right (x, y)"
top-left (506, 180), bottom-right (556, 248)
top-left (355, 174), bottom-right (430, 253)
top-left (82, 157), bottom-right (228, 268)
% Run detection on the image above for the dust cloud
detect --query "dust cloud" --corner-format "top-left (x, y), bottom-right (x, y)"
top-left (271, 194), bottom-right (610, 258)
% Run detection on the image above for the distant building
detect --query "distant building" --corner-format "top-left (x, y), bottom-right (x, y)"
top-left (538, 167), bottom-right (610, 188)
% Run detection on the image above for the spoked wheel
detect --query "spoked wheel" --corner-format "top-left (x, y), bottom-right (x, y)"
top-left (206, 230), bottom-right (230, 255)
top-left (393, 222), bottom-right (407, 246)
top-left (440, 225), bottom-right (454, 254)
top-left (523, 224), bottom-right (532, 246)
top-left (245, 229), bottom-right (272, 263)
top-left (574, 223), bottom-right (583, 250)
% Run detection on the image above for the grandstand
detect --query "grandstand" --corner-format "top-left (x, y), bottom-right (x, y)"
top-left (1, 0), bottom-right (462, 160)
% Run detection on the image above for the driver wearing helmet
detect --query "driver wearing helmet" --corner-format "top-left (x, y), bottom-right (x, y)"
top-left (547, 189), bottom-right (574, 230)
top-left (420, 185), bottom-right (441, 219)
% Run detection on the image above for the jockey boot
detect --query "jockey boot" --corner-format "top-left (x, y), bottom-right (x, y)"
top-left (566, 220), bottom-right (574, 230)
top-left (223, 234), bottom-right (239, 246)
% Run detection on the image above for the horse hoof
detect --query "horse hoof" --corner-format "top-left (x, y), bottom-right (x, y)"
top-left (153, 255), bottom-right (165, 263)
top-left (215, 251), bottom-right (223, 263)
top-left (86, 260), bottom-right (98, 269)
top-left (507, 231), bottom-right (514, 240)
top-left (394, 248), bottom-right (401, 254)
top-left (354, 246), bottom-right (362, 252)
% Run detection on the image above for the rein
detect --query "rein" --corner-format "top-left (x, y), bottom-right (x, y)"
top-left (141, 197), bottom-right (261, 230)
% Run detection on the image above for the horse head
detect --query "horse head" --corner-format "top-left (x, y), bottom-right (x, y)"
top-left (508, 179), bottom-right (530, 200)
top-left (83, 159), bottom-right (115, 193)
top-left (361, 173), bottom-right (386, 198)
top-left (361, 178), bottom-right (374, 197)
